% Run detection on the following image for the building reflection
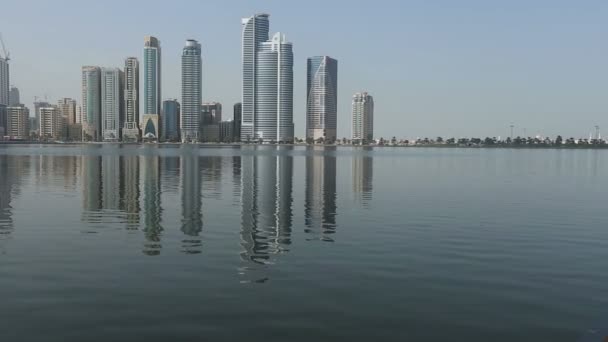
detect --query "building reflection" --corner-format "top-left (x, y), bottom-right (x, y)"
top-left (304, 146), bottom-right (337, 241)
top-left (121, 156), bottom-right (140, 230)
top-left (353, 153), bottom-right (374, 207)
top-left (240, 147), bottom-right (293, 266)
top-left (0, 155), bottom-right (28, 241)
top-left (141, 155), bottom-right (163, 255)
top-left (180, 153), bottom-right (203, 254)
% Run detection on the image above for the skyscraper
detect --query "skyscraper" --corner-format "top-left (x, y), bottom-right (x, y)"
top-left (181, 39), bottom-right (202, 142)
top-left (8, 86), bottom-right (19, 106)
top-left (101, 67), bottom-right (123, 141)
top-left (39, 106), bottom-right (62, 140)
top-left (307, 56), bottom-right (338, 142)
top-left (162, 99), bottom-right (180, 142)
top-left (256, 32), bottom-right (294, 142)
top-left (0, 55), bottom-right (8, 134)
top-left (33, 100), bottom-right (51, 134)
top-left (82, 66), bottom-right (101, 141)
top-left (143, 36), bottom-right (161, 116)
top-left (351, 92), bottom-right (374, 143)
top-left (241, 13), bottom-right (270, 142)
top-left (123, 57), bottom-right (140, 141)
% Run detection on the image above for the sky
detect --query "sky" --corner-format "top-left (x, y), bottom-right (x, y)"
top-left (3, 0), bottom-right (607, 139)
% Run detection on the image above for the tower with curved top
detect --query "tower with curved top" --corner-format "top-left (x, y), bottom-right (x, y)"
top-left (307, 56), bottom-right (338, 142)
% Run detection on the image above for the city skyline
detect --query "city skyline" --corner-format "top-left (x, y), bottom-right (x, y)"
top-left (1, 1), bottom-right (607, 138)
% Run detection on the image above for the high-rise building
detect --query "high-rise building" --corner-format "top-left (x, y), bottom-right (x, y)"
top-left (351, 92), bottom-right (374, 143)
top-left (123, 57), bottom-right (140, 141)
top-left (162, 99), bottom-right (180, 142)
top-left (181, 39), bottom-right (202, 142)
top-left (241, 13), bottom-right (270, 142)
top-left (39, 106), bottom-right (62, 140)
top-left (201, 102), bottom-right (222, 125)
top-left (143, 36), bottom-right (161, 116)
top-left (101, 68), bottom-right (123, 141)
top-left (233, 102), bottom-right (242, 142)
top-left (33, 100), bottom-right (51, 134)
top-left (82, 66), bottom-right (102, 141)
top-left (57, 98), bottom-right (77, 125)
top-left (6, 106), bottom-right (29, 140)
top-left (307, 56), bottom-right (338, 142)
top-left (256, 32), bottom-right (294, 143)
top-left (0, 56), bottom-right (8, 134)
top-left (8, 87), bottom-right (19, 106)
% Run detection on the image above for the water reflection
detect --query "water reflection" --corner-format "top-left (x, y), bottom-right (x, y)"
top-left (353, 154), bottom-right (373, 207)
top-left (304, 146), bottom-right (337, 241)
top-left (240, 147), bottom-right (293, 265)
top-left (141, 156), bottom-right (163, 255)
top-left (180, 153), bottom-right (203, 254)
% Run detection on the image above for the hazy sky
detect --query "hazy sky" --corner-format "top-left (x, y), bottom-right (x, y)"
top-left (3, 0), bottom-right (607, 138)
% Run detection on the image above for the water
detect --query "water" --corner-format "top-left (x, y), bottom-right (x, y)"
top-left (1, 144), bottom-right (607, 341)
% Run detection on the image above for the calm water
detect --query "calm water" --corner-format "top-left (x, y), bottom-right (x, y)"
top-left (1, 144), bottom-right (607, 341)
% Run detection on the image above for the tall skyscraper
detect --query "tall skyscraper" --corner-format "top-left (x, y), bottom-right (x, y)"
top-left (181, 39), bottom-right (202, 142)
top-left (162, 99), bottom-right (180, 142)
top-left (143, 36), bottom-right (161, 116)
top-left (8, 86), bottom-right (19, 106)
top-left (241, 13), bottom-right (270, 142)
top-left (0, 54), bottom-right (8, 134)
top-left (123, 57), bottom-right (140, 141)
top-left (233, 102), bottom-right (242, 142)
top-left (82, 66), bottom-right (102, 141)
top-left (256, 32), bottom-right (294, 142)
top-left (57, 98), bottom-right (77, 125)
top-left (6, 106), bottom-right (29, 140)
top-left (307, 56), bottom-right (338, 142)
top-left (101, 67), bottom-right (123, 141)
top-left (351, 92), bottom-right (374, 143)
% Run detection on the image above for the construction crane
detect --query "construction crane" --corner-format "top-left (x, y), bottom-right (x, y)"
top-left (0, 33), bottom-right (9, 61)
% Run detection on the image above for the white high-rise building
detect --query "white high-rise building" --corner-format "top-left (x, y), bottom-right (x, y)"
top-left (241, 13), bottom-right (270, 142)
top-left (123, 57), bottom-right (140, 141)
top-left (6, 106), bottom-right (29, 139)
top-left (39, 106), bottom-right (62, 140)
top-left (82, 66), bottom-right (101, 141)
top-left (181, 39), bottom-right (202, 142)
top-left (101, 68), bottom-right (123, 141)
top-left (351, 92), bottom-right (374, 143)
top-left (256, 33), bottom-right (294, 142)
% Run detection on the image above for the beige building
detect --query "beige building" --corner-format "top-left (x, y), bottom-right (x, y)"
top-left (6, 106), bottom-right (30, 140)
top-left (40, 106), bottom-right (63, 140)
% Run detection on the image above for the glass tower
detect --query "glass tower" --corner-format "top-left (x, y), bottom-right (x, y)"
top-left (306, 56), bottom-right (338, 142)
top-left (181, 39), bottom-right (202, 142)
top-left (143, 36), bottom-right (161, 116)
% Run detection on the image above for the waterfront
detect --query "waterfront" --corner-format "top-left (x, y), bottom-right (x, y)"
top-left (1, 145), bottom-right (607, 341)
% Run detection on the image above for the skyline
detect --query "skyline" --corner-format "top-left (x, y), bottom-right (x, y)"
top-left (1, 0), bottom-right (607, 138)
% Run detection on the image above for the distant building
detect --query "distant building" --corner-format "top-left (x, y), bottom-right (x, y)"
top-left (143, 36), bottom-right (161, 116)
top-left (306, 56), bottom-right (338, 142)
top-left (233, 102), bottom-right (242, 142)
top-left (6, 106), bottom-right (29, 140)
top-left (219, 120), bottom-right (234, 142)
top-left (8, 87), bottom-right (19, 106)
top-left (162, 99), bottom-right (180, 141)
top-left (0, 56), bottom-right (8, 135)
top-left (241, 13), bottom-right (270, 142)
top-left (123, 57), bottom-right (140, 141)
top-left (351, 92), bottom-right (374, 143)
top-left (101, 67), bottom-right (124, 141)
top-left (82, 66), bottom-right (102, 141)
top-left (33, 100), bottom-right (51, 134)
top-left (57, 98), bottom-right (77, 125)
top-left (256, 33), bottom-right (294, 142)
top-left (181, 39), bottom-right (202, 142)
top-left (201, 124), bottom-right (220, 142)
top-left (39, 106), bottom-right (62, 140)
top-left (201, 102), bottom-right (222, 125)
top-left (141, 114), bottom-right (159, 141)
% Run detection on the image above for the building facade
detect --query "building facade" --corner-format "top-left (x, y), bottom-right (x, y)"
top-left (181, 39), bottom-right (202, 142)
top-left (39, 106), bottom-right (62, 140)
top-left (9, 86), bottom-right (19, 106)
top-left (33, 101), bottom-right (51, 135)
top-left (201, 102), bottom-right (222, 125)
top-left (101, 67), bottom-right (123, 141)
top-left (256, 32), bottom-right (294, 143)
top-left (241, 13), bottom-right (270, 142)
top-left (82, 66), bottom-right (102, 141)
top-left (143, 36), bottom-right (161, 116)
top-left (233, 102), bottom-right (242, 142)
top-left (57, 98), bottom-right (77, 125)
top-left (162, 99), bottom-right (180, 141)
top-left (6, 106), bottom-right (29, 139)
top-left (351, 92), bottom-right (374, 143)
top-left (0, 57), bottom-right (8, 135)
top-left (306, 56), bottom-right (338, 142)
top-left (123, 57), bottom-right (140, 141)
